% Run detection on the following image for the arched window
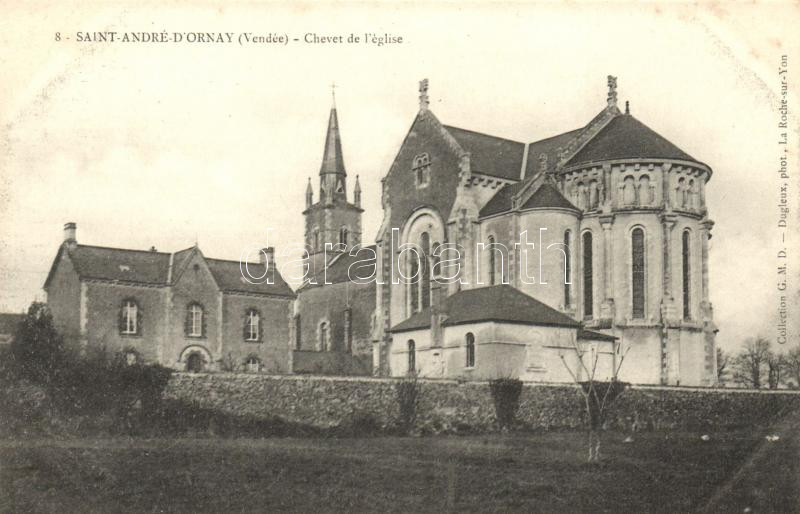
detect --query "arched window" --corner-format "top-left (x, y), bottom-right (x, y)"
top-left (186, 352), bottom-right (205, 373)
top-left (623, 176), bottom-right (636, 205)
top-left (244, 309), bottom-right (260, 342)
top-left (409, 254), bottom-right (420, 313)
top-left (631, 227), bottom-right (646, 319)
top-left (638, 175), bottom-right (652, 205)
top-left (421, 232), bottom-right (431, 309)
top-left (319, 321), bottom-right (329, 351)
top-left (582, 232), bottom-right (593, 319)
top-left (245, 355), bottom-right (261, 373)
top-left (487, 235), bottom-right (496, 285)
top-left (413, 153), bottom-right (431, 187)
top-left (120, 299), bottom-right (140, 335)
top-left (186, 302), bottom-right (204, 338)
top-left (465, 332), bottom-right (475, 368)
top-left (339, 226), bottom-right (349, 246)
top-left (588, 180), bottom-right (599, 209)
top-left (407, 340), bottom-right (416, 374)
top-left (682, 230), bottom-right (691, 320)
top-left (677, 177), bottom-right (687, 208)
top-left (564, 230), bottom-right (572, 308)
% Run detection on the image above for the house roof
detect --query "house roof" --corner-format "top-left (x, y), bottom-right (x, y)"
top-left (390, 284), bottom-right (580, 332)
top-left (443, 125), bottom-right (525, 181)
top-left (523, 128), bottom-right (584, 177)
top-left (566, 114), bottom-right (698, 167)
top-left (206, 258), bottom-right (295, 297)
top-left (301, 245), bottom-right (377, 290)
top-left (44, 243), bottom-right (296, 298)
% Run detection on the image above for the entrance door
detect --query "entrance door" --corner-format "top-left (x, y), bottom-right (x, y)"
top-left (186, 352), bottom-right (205, 373)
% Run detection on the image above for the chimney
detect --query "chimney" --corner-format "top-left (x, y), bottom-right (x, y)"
top-left (63, 222), bottom-right (77, 250)
top-left (260, 246), bottom-right (276, 269)
top-left (430, 281), bottom-right (448, 348)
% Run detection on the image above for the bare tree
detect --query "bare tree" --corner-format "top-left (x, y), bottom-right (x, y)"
top-left (731, 337), bottom-right (771, 388)
top-left (767, 351), bottom-right (787, 389)
top-left (784, 346), bottom-right (800, 389)
top-left (560, 340), bottom-right (629, 463)
top-left (716, 347), bottom-right (730, 385)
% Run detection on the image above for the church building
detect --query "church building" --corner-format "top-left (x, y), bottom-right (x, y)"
top-left (369, 77), bottom-right (718, 386)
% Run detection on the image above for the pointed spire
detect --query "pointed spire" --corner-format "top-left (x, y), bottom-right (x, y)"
top-left (305, 177), bottom-right (313, 208)
top-left (319, 105), bottom-right (347, 176)
top-left (354, 175), bottom-right (362, 208)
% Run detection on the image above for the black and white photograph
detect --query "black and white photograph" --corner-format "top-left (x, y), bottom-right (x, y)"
top-left (1, 2), bottom-right (799, 512)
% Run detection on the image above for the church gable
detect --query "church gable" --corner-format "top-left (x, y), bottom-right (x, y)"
top-left (383, 110), bottom-right (466, 231)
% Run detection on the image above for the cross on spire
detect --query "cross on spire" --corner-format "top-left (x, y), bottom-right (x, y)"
top-left (330, 81), bottom-right (337, 107)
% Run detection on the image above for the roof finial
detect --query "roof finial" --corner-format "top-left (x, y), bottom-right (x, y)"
top-left (607, 75), bottom-right (618, 108)
top-left (625, 100), bottom-right (630, 115)
top-left (419, 78), bottom-right (429, 111)
top-left (330, 81), bottom-right (337, 107)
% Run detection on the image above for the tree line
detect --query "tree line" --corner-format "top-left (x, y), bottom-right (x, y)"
top-left (716, 337), bottom-right (800, 389)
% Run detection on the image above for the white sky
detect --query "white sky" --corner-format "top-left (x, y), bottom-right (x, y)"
top-left (1, 1), bottom-right (798, 352)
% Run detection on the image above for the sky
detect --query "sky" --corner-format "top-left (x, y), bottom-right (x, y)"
top-left (1, 1), bottom-right (798, 353)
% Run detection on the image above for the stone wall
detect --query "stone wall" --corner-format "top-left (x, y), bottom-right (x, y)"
top-left (164, 373), bottom-right (800, 432)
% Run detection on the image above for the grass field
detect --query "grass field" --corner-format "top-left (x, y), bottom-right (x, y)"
top-left (2, 425), bottom-right (795, 514)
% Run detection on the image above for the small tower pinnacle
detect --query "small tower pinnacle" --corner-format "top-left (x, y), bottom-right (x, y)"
top-left (607, 75), bottom-right (618, 108)
top-left (306, 177), bottom-right (313, 208)
top-left (419, 78), bottom-right (429, 111)
top-left (625, 100), bottom-right (630, 115)
top-left (354, 175), bottom-right (362, 208)
top-left (330, 81), bottom-right (337, 107)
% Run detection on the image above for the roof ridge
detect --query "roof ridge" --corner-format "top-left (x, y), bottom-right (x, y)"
top-left (442, 124), bottom-right (525, 145)
top-left (74, 243), bottom-right (171, 256)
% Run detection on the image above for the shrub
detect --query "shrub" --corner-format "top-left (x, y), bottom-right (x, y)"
top-left (9, 302), bottom-right (66, 386)
top-left (489, 378), bottom-right (523, 430)
top-left (395, 376), bottom-right (420, 434)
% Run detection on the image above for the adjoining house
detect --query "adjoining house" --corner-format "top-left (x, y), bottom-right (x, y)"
top-left (44, 224), bottom-right (296, 372)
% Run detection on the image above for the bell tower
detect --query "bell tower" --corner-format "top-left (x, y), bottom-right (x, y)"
top-left (303, 89), bottom-right (364, 278)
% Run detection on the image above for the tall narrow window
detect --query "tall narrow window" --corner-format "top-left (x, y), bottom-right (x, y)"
top-left (339, 226), bottom-right (349, 246)
top-left (407, 340), bottom-right (416, 374)
top-left (245, 309), bottom-right (260, 342)
top-left (319, 321), bottom-right (329, 351)
top-left (465, 332), bottom-right (475, 368)
top-left (312, 228), bottom-right (319, 251)
top-left (413, 153), bottom-right (431, 188)
top-left (582, 232), bottom-right (593, 319)
top-left (187, 303), bottom-right (204, 337)
top-left (121, 299), bottom-right (139, 335)
top-left (409, 254), bottom-right (420, 313)
top-left (421, 232), bottom-right (431, 309)
top-left (682, 230), bottom-right (691, 320)
top-left (631, 228), bottom-right (646, 319)
top-left (564, 230), bottom-right (572, 308)
top-left (487, 235), bottom-right (496, 285)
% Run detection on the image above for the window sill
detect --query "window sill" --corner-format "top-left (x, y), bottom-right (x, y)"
top-left (244, 339), bottom-right (263, 344)
top-left (186, 335), bottom-right (206, 339)
top-left (463, 366), bottom-right (475, 371)
top-left (119, 333), bottom-right (142, 338)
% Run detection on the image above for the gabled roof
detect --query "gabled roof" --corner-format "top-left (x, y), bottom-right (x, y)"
top-left (521, 182), bottom-right (578, 211)
top-left (443, 125), bottom-right (525, 181)
top-left (479, 180), bottom-right (577, 218)
top-left (319, 107), bottom-right (347, 176)
top-left (44, 243), bottom-right (295, 298)
top-left (301, 245), bottom-right (377, 291)
top-left (566, 114), bottom-right (698, 167)
top-left (390, 284), bottom-right (580, 332)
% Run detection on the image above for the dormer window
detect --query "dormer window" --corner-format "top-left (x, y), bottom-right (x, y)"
top-left (413, 153), bottom-right (431, 188)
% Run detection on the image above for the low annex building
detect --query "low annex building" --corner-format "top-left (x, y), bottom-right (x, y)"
top-left (44, 223), bottom-right (296, 372)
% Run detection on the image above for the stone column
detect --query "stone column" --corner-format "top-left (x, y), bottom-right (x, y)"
top-left (700, 219), bottom-right (714, 317)
top-left (599, 214), bottom-right (615, 321)
top-left (660, 214), bottom-right (677, 305)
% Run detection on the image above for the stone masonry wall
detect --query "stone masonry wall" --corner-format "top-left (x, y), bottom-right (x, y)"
top-left (165, 373), bottom-right (800, 432)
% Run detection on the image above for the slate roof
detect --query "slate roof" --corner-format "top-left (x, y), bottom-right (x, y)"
top-left (319, 107), bottom-right (347, 176)
top-left (567, 114), bottom-right (697, 167)
top-left (577, 328), bottom-right (618, 342)
top-left (443, 125), bottom-right (525, 181)
top-left (523, 128), bottom-right (583, 177)
top-left (44, 244), bottom-right (295, 298)
top-left (301, 245), bottom-right (377, 290)
top-left (390, 284), bottom-right (580, 332)
top-left (479, 181), bottom-right (577, 218)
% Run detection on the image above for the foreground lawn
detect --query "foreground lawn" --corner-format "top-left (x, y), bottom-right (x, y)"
top-left (0, 429), bottom-right (789, 513)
